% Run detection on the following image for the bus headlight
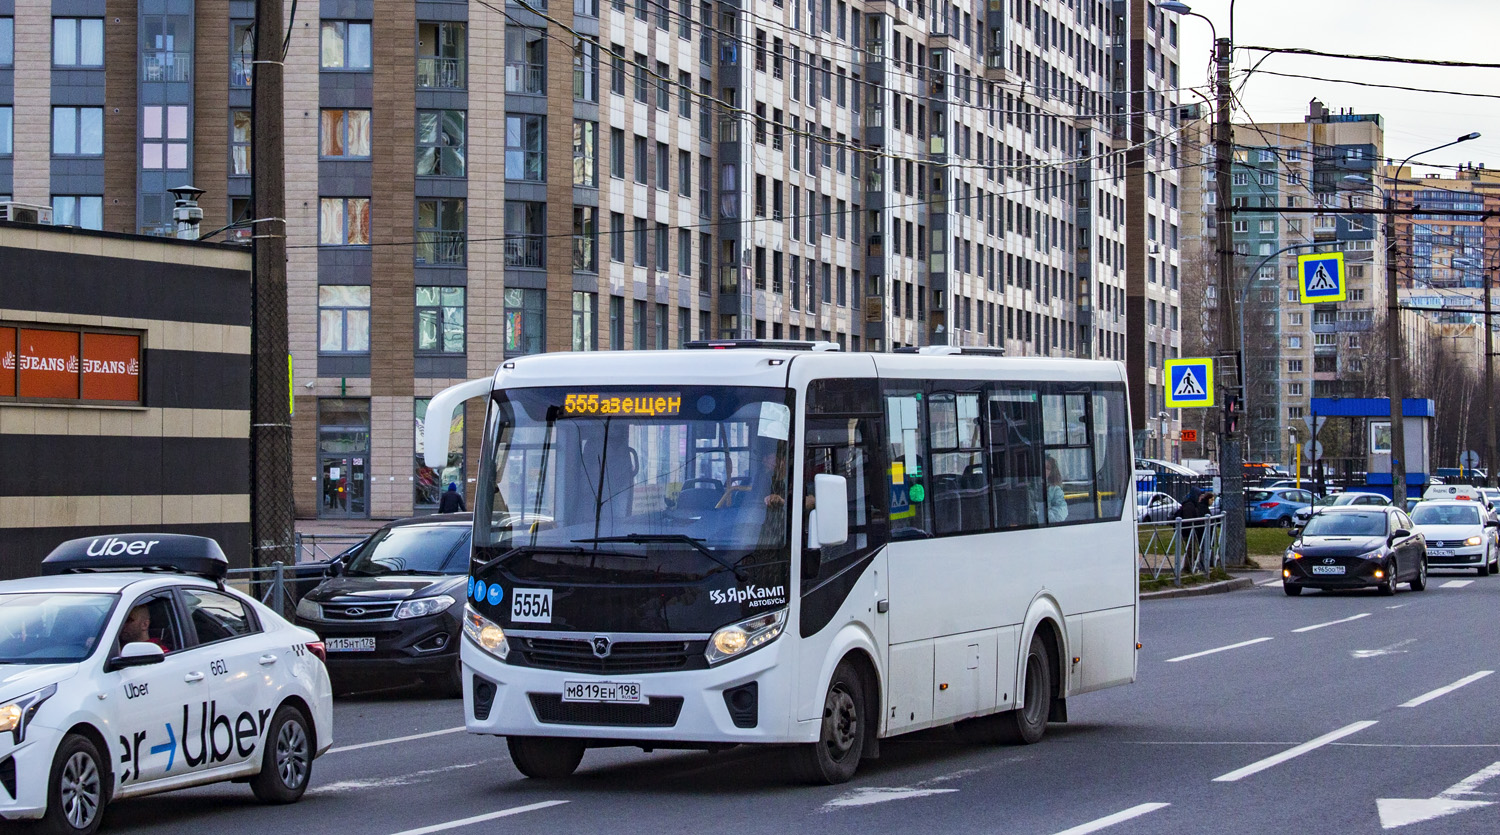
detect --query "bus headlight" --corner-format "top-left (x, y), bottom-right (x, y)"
top-left (706, 610), bottom-right (786, 665)
top-left (463, 605), bottom-right (509, 660)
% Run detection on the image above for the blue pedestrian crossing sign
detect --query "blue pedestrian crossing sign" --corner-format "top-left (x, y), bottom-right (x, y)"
top-left (1297, 252), bottom-right (1347, 303)
top-left (1165, 358), bottom-right (1215, 409)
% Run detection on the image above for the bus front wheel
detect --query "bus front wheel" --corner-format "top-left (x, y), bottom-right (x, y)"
top-left (788, 660), bottom-right (866, 785)
top-left (507, 737), bottom-right (585, 779)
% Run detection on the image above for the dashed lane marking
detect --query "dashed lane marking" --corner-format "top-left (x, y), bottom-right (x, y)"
top-left (386, 801), bottom-right (570, 835)
top-left (1441, 580), bottom-right (1475, 589)
top-left (1292, 613), bottom-right (1372, 633)
top-left (329, 726), bottom-right (466, 754)
top-left (1165, 637), bottom-right (1273, 663)
top-left (1213, 721), bottom-right (1378, 782)
top-left (1049, 803), bottom-right (1171, 835)
top-left (1400, 671), bottom-right (1495, 708)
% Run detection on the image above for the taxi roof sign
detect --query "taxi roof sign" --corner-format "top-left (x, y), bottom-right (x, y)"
top-left (1298, 252), bottom-right (1347, 304)
top-left (1165, 358), bottom-right (1215, 408)
top-left (41, 533), bottom-right (229, 580)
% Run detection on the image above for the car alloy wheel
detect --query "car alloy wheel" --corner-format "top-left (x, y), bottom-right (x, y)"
top-left (60, 750), bottom-right (101, 831)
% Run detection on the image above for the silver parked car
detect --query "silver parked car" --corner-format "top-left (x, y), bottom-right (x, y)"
top-left (1136, 491), bottom-right (1182, 522)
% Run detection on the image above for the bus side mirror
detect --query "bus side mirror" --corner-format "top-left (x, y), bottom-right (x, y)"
top-left (812, 474), bottom-right (849, 548)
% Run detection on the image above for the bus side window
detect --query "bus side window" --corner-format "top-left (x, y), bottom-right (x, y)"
top-left (884, 391), bottom-right (932, 538)
top-left (988, 387), bottom-right (1043, 529)
top-left (1092, 388), bottom-right (1131, 519)
top-left (1041, 391), bottom-right (1099, 523)
top-left (928, 389), bottom-right (990, 535)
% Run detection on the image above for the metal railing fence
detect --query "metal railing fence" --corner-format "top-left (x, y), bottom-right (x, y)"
top-left (1139, 513), bottom-right (1226, 587)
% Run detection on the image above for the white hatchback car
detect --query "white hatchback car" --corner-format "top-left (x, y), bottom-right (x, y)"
top-left (0, 534), bottom-right (333, 834)
top-left (1409, 501), bottom-right (1500, 576)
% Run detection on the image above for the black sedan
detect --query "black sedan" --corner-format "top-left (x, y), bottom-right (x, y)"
top-left (1282, 506), bottom-right (1428, 596)
top-left (294, 513), bottom-right (471, 695)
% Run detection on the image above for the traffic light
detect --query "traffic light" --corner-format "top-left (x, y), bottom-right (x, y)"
top-left (1223, 385), bottom-right (1244, 435)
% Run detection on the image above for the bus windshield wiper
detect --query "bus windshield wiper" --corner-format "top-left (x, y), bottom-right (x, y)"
top-left (572, 534), bottom-right (746, 580)
top-left (471, 545), bottom-right (585, 575)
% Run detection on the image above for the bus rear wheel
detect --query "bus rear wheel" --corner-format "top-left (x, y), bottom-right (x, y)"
top-left (967, 633), bottom-right (1053, 745)
top-left (788, 660), bottom-right (866, 785)
top-left (507, 737), bottom-right (585, 779)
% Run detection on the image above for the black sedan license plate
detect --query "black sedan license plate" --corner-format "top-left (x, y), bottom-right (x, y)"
top-left (562, 681), bottom-right (643, 703)
top-left (1311, 565), bottom-right (1346, 575)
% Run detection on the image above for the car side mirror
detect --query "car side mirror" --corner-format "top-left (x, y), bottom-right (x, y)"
top-left (326, 558), bottom-right (345, 577)
top-left (1487, 520), bottom-right (1499, 529)
top-left (1287, 528), bottom-right (1299, 538)
top-left (106, 642), bottom-right (165, 672)
top-left (812, 474), bottom-right (849, 549)
top-left (1389, 528), bottom-right (1412, 543)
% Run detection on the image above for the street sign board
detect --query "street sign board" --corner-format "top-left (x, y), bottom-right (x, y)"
top-left (1165, 357), bottom-right (1215, 408)
top-left (1309, 441), bottom-right (1324, 460)
top-left (1181, 429), bottom-right (1198, 443)
top-left (1297, 252), bottom-right (1347, 304)
top-left (1461, 450), bottom-right (1481, 469)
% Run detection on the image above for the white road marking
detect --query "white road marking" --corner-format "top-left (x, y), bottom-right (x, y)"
top-left (1400, 671), bottom-right (1494, 708)
top-left (1441, 580), bottom-right (1474, 589)
top-left (1292, 613), bottom-right (1372, 633)
top-left (1386, 604), bottom-right (1408, 609)
top-left (311, 761), bottom-right (487, 795)
top-left (1259, 579), bottom-right (1284, 587)
top-left (1213, 721), bottom-right (1378, 782)
top-left (1377, 761), bottom-right (1500, 829)
top-left (1352, 639), bottom-right (1416, 658)
top-left (1166, 637), bottom-right (1273, 663)
top-left (1049, 803), bottom-right (1171, 835)
top-left (329, 726), bottom-right (466, 754)
top-left (386, 801), bottom-right (570, 835)
top-left (824, 787), bottom-right (960, 808)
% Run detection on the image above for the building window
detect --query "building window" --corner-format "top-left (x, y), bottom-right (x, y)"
top-left (610, 128), bottom-right (625, 179)
top-left (633, 299), bottom-right (647, 349)
top-left (415, 397), bottom-right (464, 508)
top-left (1287, 383), bottom-right (1304, 396)
top-left (53, 18), bottom-right (103, 67)
top-left (678, 229), bottom-right (691, 275)
top-left (655, 223), bottom-right (669, 271)
top-left (1288, 359), bottom-right (1303, 372)
top-left (610, 296), bottom-right (624, 349)
top-left (573, 206), bottom-right (598, 272)
top-left (610, 212), bottom-right (624, 261)
top-left (573, 120), bottom-right (597, 187)
top-left (503, 201), bottom-right (545, 268)
top-left (506, 28), bottom-right (546, 94)
top-left (319, 197), bottom-right (370, 245)
top-left (0, 325), bottom-right (144, 405)
top-left (679, 150), bottom-right (691, 196)
top-left (320, 21), bottom-right (371, 69)
top-left (416, 110), bottom-right (466, 176)
top-left (417, 22), bottom-right (467, 89)
top-left (0, 107), bottom-right (12, 156)
top-left (572, 292), bottom-right (596, 351)
top-left (609, 42), bottom-right (624, 95)
top-left (52, 196), bottom-right (103, 230)
top-left (416, 287), bottom-right (466, 353)
top-left (1287, 336), bottom-right (1302, 349)
top-left (573, 38), bottom-right (598, 101)
top-left (318, 286), bottom-right (371, 353)
top-left (231, 22), bottom-right (253, 85)
top-left (633, 218), bottom-right (647, 266)
top-left (230, 110), bottom-right (251, 175)
top-left (634, 135), bottom-right (648, 184)
top-left (655, 142), bottom-right (669, 190)
top-left (0, 18), bottom-right (12, 66)
top-left (320, 109), bottom-right (371, 157)
top-left (52, 107), bottom-right (103, 156)
top-left (415, 199), bottom-right (466, 265)
top-left (505, 115), bottom-right (545, 181)
top-left (504, 288), bottom-right (544, 355)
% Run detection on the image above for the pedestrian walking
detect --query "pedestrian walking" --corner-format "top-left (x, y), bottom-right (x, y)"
top-left (439, 482), bottom-right (466, 513)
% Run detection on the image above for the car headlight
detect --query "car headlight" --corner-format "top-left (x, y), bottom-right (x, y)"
top-left (1287, 551), bottom-right (1303, 560)
top-left (0, 684), bottom-right (57, 744)
top-left (396, 595), bottom-right (457, 620)
top-left (295, 596), bottom-right (321, 621)
top-left (462, 605), bottom-right (509, 660)
top-left (706, 610), bottom-right (786, 665)
top-left (1466, 536), bottom-right (1483, 547)
top-left (1360, 549), bottom-right (1388, 560)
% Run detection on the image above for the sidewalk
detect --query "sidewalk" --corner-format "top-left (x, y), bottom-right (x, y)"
top-left (294, 517), bottom-right (392, 537)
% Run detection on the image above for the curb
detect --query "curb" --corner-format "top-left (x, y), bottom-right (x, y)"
top-left (1141, 576), bottom-right (1255, 600)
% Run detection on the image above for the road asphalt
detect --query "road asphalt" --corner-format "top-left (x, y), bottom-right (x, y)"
top-left (98, 568), bottom-right (1500, 835)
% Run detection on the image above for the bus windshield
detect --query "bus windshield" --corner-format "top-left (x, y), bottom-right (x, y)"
top-left (475, 385), bottom-right (794, 586)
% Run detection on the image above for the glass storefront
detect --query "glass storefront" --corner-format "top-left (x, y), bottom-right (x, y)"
top-left (319, 398), bottom-right (370, 517)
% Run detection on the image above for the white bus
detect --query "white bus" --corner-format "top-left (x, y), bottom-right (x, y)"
top-left (424, 341), bottom-right (1138, 784)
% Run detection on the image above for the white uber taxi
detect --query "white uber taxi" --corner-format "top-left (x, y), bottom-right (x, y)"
top-left (1409, 500), bottom-right (1500, 576)
top-left (0, 534), bottom-right (333, 834)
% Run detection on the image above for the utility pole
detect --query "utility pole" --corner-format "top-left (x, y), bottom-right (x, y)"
top-left (250, 0), bottom-right (294, 568)
top-left (1212, 36), bottom-right (1245, 564)
top-left (1383, 185), bottom-right (1407, 508)
top-left (1487, 266), bottom-right (1496, 488)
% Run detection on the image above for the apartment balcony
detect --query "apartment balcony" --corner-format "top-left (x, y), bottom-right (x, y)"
top-left (504, 63), bottom-right (545, 95)
top-left (503, 236), bottom-right (544, 269)
top-left (415, 231), bottom-right (466, 266)
top-left (142, 51), bottom-right (192, 83)
top-left (417, 57), bottom-right (466, 90)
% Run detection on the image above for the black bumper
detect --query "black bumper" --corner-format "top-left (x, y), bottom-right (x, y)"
top-left (1283, 558), bottom-right (1389, 588)
top-left (295, 614), bottom-right (459, 678)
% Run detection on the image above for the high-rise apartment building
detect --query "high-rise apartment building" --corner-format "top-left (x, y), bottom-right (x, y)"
top-left (1180, 99), bottom-right (1386, 466)
top-left (0, 0), bottom-right (1176, 518)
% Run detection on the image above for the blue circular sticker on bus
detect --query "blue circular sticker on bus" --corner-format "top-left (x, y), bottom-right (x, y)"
top-left (472, 581), bottom-right (486, 603)
top-left (467, 577), bottom-right (475, 598)
top-left (488, 585), bottom-right (503, 605)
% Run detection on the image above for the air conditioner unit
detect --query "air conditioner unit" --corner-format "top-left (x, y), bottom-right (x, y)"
top-left (0, 202), bottom-right (55, 225)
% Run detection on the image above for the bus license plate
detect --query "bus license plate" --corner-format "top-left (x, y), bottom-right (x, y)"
top-left (1429, 549), bottom-right (1454, 557)
top-left (1311, 566), bottom-right (1346, 575)
top-left (326, 637), bottom-right (376, 652)
top-left (563, 681), bottom-right (643, 704)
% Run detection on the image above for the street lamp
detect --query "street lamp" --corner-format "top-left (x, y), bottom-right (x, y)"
top-left (1163, 0), bottom-right (1245, 563)
top-left (1158, 411), bottom-right (1173, 460)
top-left (1349, 132), bottom-right (1482, 504)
